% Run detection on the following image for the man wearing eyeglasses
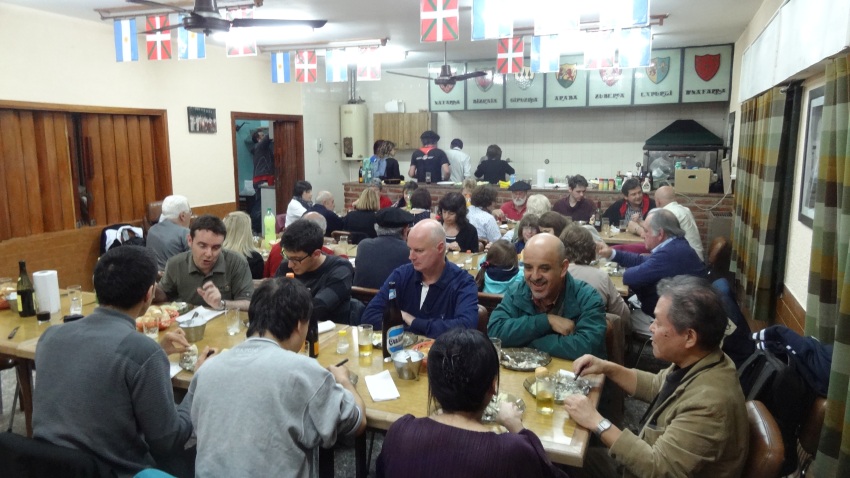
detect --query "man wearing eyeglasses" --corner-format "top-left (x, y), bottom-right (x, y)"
top-left (275, 219), bottom-right (355, 324)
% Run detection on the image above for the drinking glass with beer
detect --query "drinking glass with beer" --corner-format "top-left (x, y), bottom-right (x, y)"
top-left (358, 324), bottom-right (374, 357)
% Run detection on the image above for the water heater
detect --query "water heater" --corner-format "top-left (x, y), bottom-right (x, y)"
top-left (339, 104), bottom-right (368, 161)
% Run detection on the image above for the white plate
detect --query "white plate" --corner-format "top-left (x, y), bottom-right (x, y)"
top-left (437, 181), bottom-right (456, 185)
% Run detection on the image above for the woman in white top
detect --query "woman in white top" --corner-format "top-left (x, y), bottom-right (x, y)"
top-left (285, 180), bottom-right (313, 227)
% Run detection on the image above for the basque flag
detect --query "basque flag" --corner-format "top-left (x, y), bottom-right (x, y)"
top-left (113, 19), bottom-right (138, 63)
top-left (531, 35), bottom-right (560, 73)
top-left (356, 46), bottom-right (381, 81)
top-left (295, 50), bottom-right (317, 83)
top-left (178, 28), bottom-right (205, 60)
top-left (226, 8), bottom-right (257, 57)
top-left (325, 49), bottom-right (348, 83)
top-left (271, 52), bottom-right (291, 83)
top-left (471, 0), bottom-right (512, 41)
top-left (496, 37), bottom-right (523, 74)
top-left (420, 0), bottom-right (459, 42)
top-left (145, 15), bottom-right (171, 60)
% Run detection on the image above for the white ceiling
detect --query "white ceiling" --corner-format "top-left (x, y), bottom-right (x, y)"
top-left (5, 0), bottom-right (763, 69)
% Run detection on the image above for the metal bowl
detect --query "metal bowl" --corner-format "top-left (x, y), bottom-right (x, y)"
top-left (179, 321), bottom-right (206, 343)
top-left (392, 350), bottom-right (424, 380)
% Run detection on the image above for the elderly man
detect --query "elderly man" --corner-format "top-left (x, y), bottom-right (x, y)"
top-left (354, 208), bottom-right (414, 289)
top-left (468, 185), bottom-right (503, 242)
top-left (189, 277), bottom-right (366, 477)
top-left (157, 214), bottom-right (253, 311)
top-left (553, 175), bottom-right (594, 222)
top-left (361, 219), bottom-right (478, 338)
top-left (309, 190), bottom-right (344, 235)
top-left (652, 185), bottom-right (704, 260)
top-left (276, 219), bottom-right (354, 324)
top-left (445, 138), bottom-right (472, 182)
top-left (146, 194), bottom-right (192, 270)
top-left (499, 180), bottom-right (531, 221)
top-left (488, 234), bottom-right (607, 360)
top-left (597, 209), bottom-right (707, 335)
top-left (602, 178), bottom-right (656, 230)
top-left (34, 246), bottom-right (212, 477)
top-left (564, 276), bottom-right (748, 478)
top-left (409, 130), bottom-right (450, 183)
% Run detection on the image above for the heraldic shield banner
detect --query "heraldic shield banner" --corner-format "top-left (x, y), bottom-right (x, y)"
top-left (634, 48), bottom-right (682, 105)
top-left (682, 44), bottom-right (732, 103)
top-left (545, 55), bottom-right (587, 108)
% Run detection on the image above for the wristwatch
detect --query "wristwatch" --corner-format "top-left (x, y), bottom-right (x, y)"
top-left (594, 418), bottom-right (612, 436)
top-left (219, 300), bottom-right (226, 311)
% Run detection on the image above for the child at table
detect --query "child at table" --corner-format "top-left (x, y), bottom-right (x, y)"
top-left (376, 328), bottom-right (569, 478)
top-left (511, 213), bottom-right (539, 254)
top-left (475, 240), bottom-right (523, 295)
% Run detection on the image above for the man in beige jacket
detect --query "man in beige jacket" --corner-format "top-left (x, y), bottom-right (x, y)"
top-left (564, 275), bottom-right (748, 478)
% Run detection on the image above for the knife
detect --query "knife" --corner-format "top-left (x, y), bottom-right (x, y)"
top-left (8, 326), bottom-right (20, 339)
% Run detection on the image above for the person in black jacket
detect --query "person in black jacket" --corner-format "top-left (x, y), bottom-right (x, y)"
top-left (474, 144), bottom-right (515, 184)
top-left (438, 192), bottom-right (479, 252)
top-left (309, 191), bottom-right (344, 236)
top-left (378, 141), bottom-right (402, 182)
top-left (342, 188), bottom-right (379, 244)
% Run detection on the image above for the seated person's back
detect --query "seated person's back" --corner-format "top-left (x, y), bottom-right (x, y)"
top-left (475, 239), bottom-right (522, 295)
top-left (354, 208), bottom-right (414, 289)
top-left (146, 194), bottom-right (192, 270)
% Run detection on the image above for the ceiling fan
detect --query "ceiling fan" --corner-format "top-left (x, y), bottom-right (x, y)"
top-left (129, 0), bottom-right (327, 35)
top-left (387, 42), bottom-right (487, 89)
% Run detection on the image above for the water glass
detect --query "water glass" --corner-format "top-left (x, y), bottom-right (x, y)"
top-left (225, 308), bottom-right (241, 336)
top-left (339, 235), bottom-right (349, 246)
top-left (425, 172), bottom-right (432, 184)
top-left (68, 284), bottom-right (83, 315)
top-left (536, 373), bottom-right (555, 415)
top-left (142, 314), bottom-right (159, 340)
top-left (601, 218), bottom-right (611, 238)
top-left (490, 337), bottom-right (502, 360)
top-left (357, 324), bottom-right (373, 357)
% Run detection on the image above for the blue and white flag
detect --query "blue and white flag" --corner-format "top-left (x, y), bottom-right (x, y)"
top-left (531, 35), bottom-right (561, 73)
top-left (325, 48), bottom-right (348, 83)
top-left (271, 52), bottom-right (291, 83)
top-left (533, 0), bottom-right (580, 36)
top-left (178, 27), bottom-right (206, 60)
top-left (113, 19), bottom-right (138, 62)
top-left (617, 27), bottom-right (652, 68)
top-left (471, 0), bottom-right (512, 41)
top-left (599, 0), bottom-right (650, 29)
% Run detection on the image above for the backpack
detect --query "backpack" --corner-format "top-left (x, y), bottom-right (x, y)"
top-left (737, 346), bottom-right (814, 474)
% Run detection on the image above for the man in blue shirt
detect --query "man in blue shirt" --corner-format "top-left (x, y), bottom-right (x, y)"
top-left (360, 219), bottom-right (478, 338)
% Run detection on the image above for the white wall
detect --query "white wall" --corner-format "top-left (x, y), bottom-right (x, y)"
top-left (0, 4), bottom-right (303, 207)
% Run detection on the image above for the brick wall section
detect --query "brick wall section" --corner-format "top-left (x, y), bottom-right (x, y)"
top-left (344, 182), bottom-right (734, 251)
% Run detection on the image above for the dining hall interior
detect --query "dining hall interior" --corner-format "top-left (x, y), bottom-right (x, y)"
top-left (1, 0), bottom-right (850, 476)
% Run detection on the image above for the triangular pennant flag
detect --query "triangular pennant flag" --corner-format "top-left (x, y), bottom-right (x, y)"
top-left (178, 25), bottom-right (206, 60)
top-left (356, 46), bottom-right (381, 81)
top-left (533, 0), bottom-right (580, 36)
top-left (531, 35), bottom-right (560, 73)
top-left (496, 37), bottom-right (523, 74)
top-left (295, 50), bottom-right (318, 83)
top-left (145, 15), bottom-right (171, 61)
top-left (271, 52), bottom-right (291, 83)
top-left (420, 0), bottom-right (459, 42)
top-left (113, 19), bottom-right (138, 63)
top-left (225, 8), bottom-right (257, 57)
top-left (325, 49), bottom-right (349, 83)
top-left (617, 26), bottom-right (652, 68)
top-left (472, 0), bottom-right (513, 41)
top-left (599, 0), bottom-right (650, 29)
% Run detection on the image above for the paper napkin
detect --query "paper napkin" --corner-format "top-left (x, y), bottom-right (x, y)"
top-left (318, 320), bottom-right (335, 334)
top-left (176, 306), bottom-right (225, 326)
top-left (364, 370), bottom-right (400, 402)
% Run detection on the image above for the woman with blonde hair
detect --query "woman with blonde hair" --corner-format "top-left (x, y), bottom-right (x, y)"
top-left (223, 211), bottom-right (264, 279)
top-left (342, 188), bottom-right (379, 244)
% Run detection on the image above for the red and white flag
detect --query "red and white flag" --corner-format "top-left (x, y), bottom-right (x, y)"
top-left (225, 8), bottom-right (257, 57)
top-left (356, 46), bottom-right (381, 81)
top-left (420, 0), bottom-right (459, 42)
top-left (497, 37), bottom-right (523, 74)
top-left (145, 15), bottom-right (171, 60)
top-left (294, 50), bottom-right (317, 83)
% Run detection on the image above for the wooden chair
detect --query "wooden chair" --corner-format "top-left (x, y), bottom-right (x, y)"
top-left (706, 236), bottom-right (732, 281)
top-left (797, 397), bottom-right (826, 477)
top-left (477, 292), bottom-right (503, 315)
top-left (743, 400), bottom-right (785, 478)
top-left (477, 305), bottom-right (490, 333)
top-left (351, 286), bottom-right (379, 305)
top-left (331, 230), bottom-right (352, 244)
top-left (142, 201), bottom-right (162, 235)
top-left (605, 313), bottom-right (626, 426)
top-left (478, 238), bottom-right (489, 252)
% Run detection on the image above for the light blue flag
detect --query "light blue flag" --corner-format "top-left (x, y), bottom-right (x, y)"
top-left (618, 27), bottom-right (652, 68)
top-left (531, 35), bottom-right (561, 73)
top-left (178, 23), bottom-right (206, 60)
top-left (271, 52), bottom-right (291, 83)
top-left (113, 19), bottom-right (138, 62)
top-left (471, 0), bottom-right (512, 41)
top-left (325, 49), bottom-right (348, 83)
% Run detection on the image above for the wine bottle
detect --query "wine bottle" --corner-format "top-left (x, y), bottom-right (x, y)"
top-left (382, 282), bottom-right (405, 360)
top-left (593, 201), bottom-right (602, 231)
top-left (307, 314), bottom-right (319, 358)
top-left (17, 260), bottom-right (35, 317)
top-left (358, 166), bottom-right (363, 183)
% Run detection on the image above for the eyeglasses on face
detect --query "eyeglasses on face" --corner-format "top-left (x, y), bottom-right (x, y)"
top-left (283, 251), bottom-right (314, 264)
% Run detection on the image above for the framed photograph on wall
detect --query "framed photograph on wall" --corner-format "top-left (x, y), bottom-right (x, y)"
top-left (799, 87), bottom-right (824, 227)
top-left (187, 106), bottom-right (217, 133)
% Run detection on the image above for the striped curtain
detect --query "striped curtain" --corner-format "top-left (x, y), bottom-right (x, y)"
top-left (807, 53), bottom-right (850, 477)
top-left (732, 87), bottom-right (790, 322)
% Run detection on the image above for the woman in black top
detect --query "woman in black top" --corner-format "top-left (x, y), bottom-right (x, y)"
top-left (474, 144), bottom-right (515, 184)
top-left (342, 188), bottom-right (379, 244)
top-left (378, 141), bottom-right (403, 182)
top-left (438, 192), bottom-right (479, 252)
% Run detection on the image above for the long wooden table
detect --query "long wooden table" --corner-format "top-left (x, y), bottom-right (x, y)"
top-left (171, 314), bottom-right (602, 475)
top-left (603, 230), bottom-right (645, 245)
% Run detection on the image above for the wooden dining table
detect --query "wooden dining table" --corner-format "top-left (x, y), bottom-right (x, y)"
top-left (602, 230), bottom-right (645, 245)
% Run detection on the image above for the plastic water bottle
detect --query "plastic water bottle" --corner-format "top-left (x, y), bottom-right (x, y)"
top-left (263, 208), bottom-right (276, 246)
top-left (509, 174), bottom-right (516, 185)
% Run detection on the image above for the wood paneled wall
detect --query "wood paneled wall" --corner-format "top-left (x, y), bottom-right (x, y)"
top-left (776, 285), bottom-right (806, 335)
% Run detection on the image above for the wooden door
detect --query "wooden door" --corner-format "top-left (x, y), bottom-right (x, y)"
top-left (274, 118), bottom-right (305, 213)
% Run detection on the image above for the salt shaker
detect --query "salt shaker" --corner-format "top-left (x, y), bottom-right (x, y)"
top-left (336, 329), bottom-right (350, 355)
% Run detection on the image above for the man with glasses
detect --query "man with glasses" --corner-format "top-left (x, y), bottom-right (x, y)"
top-left (275, 219), bottom-right (355, 324)
top-left (156, 214), bottom-right (253, 311)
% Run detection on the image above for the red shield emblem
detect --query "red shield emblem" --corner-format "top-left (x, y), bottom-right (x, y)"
top-left (439, 83), bottom-right (455, 94)
top-left (694, 54), bottom-right (721, 82)
top-left (599, 67), bottom-right (621, 87)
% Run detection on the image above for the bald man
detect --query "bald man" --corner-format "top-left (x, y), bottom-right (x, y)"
top-left (360, 219), bottom-right (478, 338)
top-left (488, 233), bottom-right (607, 360)
top-left (652, 186), bottom-right (704, 260)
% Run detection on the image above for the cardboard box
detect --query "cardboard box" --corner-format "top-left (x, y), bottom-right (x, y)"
top-left (674, 168), bottom-right (711, 194)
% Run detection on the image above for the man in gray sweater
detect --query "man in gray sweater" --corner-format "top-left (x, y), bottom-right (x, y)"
top-left (33, 246), bottom-right (214, 477)
top-left (188, 277), bottom-right (366, 477)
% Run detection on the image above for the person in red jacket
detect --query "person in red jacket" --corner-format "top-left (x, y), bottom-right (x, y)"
top-left (601, 178), bottom-right (655, 230)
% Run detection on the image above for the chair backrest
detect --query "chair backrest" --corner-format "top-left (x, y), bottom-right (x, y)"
top-left (477, 305), bottom-right (490, 333)
top-left (743, 400), bottom-right (785, 478)
top-left (142, 201), bottom-right (163, 235)
top-left (798, 396), bottom-right (826, 455)
top-left (351, 286), bottom-right (379, 305)
top-left (478, 238), bottom-right (489, 252)
top-left (707, 236), bottom-right (732, 278)
top-left (0, 432), bottom-right (114, 478)
top-left (330, 230), bottom-right (351, 243)
top-left (477, 292), bottom-right (503, 314)
top-left (605, 313), bottom-right (625, 366)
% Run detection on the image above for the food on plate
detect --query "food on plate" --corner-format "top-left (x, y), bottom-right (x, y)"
top-left (535, 366), bottom-right (549, 378)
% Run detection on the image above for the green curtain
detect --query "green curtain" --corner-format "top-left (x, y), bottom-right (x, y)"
top-left (807, 53), bottom-right (850, 477)
top-left (732, 87), bottom-right (789, 322)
